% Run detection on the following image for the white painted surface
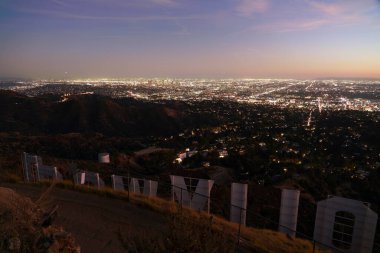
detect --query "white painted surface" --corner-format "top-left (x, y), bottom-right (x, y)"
top-left (170, 175), bottom-right (214, 212)
top-left (38, 165), bottom-right (63, 181)
top-left (129, 178), bottom-right (141, 194)
top-left (143, 179), bottom-right (158, 197)
top-left (98, 153), bottom-right (110, 163)
top-left (313, 196), bottom-right (378, 253)
top-left (127, 177), bottom-right (159, 197)
top-left (278, 189), bottom-right (300, 237)
top-left (73, 171), bottom-right (105, 188)
top-left (192, 179), bottom-right (214, 212)
top-left (170, 175), bottom-right (190, 206)
top-left (111, 175), bottom-right (125, 191)
top-left (230, 183), bottom-right (248, 225)
top-left (22, 152), bottom-right (62, 182)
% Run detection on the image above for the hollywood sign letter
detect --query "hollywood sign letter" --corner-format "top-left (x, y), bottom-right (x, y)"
top-left (170, 175), bottom-right (214, 213)
top-left (38, 164), bottom-right (62, 181)
top-left (130, 178), bottom-right (158, 197)
top-left (111, 175), bottom-right (125, 191)
top-left (230, 183), bottom-right (248, 225)
top-left (313, 196), bottom-right (378, 253)
top-left (22, 152), bottom-right (62, 182)
top-left (73, 171), bottom-right (105, 188)
top-left (278, 189), bottom-right (300, 237)
top-left (111, 175), bottom-right (158, 197)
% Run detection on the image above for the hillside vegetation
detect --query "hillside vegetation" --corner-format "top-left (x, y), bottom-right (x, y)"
top-left (0, 90), bottom-right (216, 136)
top-left (0, 186), bottom-right (79, 252)
top-left (1, 182), bottom-right (329, 253)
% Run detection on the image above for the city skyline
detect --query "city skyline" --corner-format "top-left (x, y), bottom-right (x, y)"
top-left (1, 0), bottom-right (380, 79)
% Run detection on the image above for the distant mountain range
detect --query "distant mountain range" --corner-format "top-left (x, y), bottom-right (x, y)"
top-left (0, 90), bottom-right (216, 136)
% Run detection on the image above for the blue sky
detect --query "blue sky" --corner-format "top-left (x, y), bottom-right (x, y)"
top-left (1, 0), bottom-right (380, 79)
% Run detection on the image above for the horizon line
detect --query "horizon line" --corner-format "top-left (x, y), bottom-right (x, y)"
top-left (1, 76), bottom-right (380, 81)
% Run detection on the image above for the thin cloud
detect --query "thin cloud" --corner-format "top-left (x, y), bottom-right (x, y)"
top-left (306, 0), bottom-right (377, 28)
top-left (251, 19), bottom-right (328, 32)
top-left (151, 0), bottom-right (177, 6)
top-left (18, 8), bottom-right (212, 22)
top-left (308, 1), bottom-right (343, 15)
top-left (244, 14), bottom-right (367, 33)
top-left (306, 0), bottom-right (379, 17)
top-left (236, 0), bottom-right (270, 17)
top-left (276, 19), bottom-right (329, 32)
top-left (237, 0), bottom-right (379, 33)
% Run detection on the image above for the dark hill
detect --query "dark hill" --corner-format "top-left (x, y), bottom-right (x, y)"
top-left (0, 90), bottom-right (216, 136)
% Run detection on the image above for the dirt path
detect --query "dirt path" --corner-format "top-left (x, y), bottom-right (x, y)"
top-left (0, 183), bottom-right (167, 253)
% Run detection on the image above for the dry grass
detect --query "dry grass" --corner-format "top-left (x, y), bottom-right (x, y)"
top-left (1, 172), bottom-right (23, 183)
top-left (26, 181), bottom-right (330, 253)
top-left (0, 186), bottom-right (79, 252)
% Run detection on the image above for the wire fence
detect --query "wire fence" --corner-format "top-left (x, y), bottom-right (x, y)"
top-left (119, 170), bottom-right (375, 253)
top-left (168, 184), bottom-right (346, 253)
top-left (27, 167), bottom-right (378, 253)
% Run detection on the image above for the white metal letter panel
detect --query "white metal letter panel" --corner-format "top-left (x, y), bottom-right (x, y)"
top-left (192, 179), bottom-right (214, 212)
top-left (111, 175), bottom-right (125, 191)
top-left (130, 178), bottom-right (141, 194)
top-left (278, 189), bottom-right (300, 237)
top-left (143, 180), bottom-right (158, 197)
top-left (230, 183), bottom-right (248, 225)
top-left (170, 175), bottom-right (190, 206)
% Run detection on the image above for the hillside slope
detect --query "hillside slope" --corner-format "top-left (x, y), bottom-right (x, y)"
top-left (0, 182), bottom-right (328, 253)
top-left (0, 90), bottom-right (216, 136)
top-left (1, 183), bottom-right (166, 253)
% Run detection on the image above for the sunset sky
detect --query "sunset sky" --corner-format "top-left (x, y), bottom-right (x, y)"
top-left (1, 0), bottom-right (380, 79)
